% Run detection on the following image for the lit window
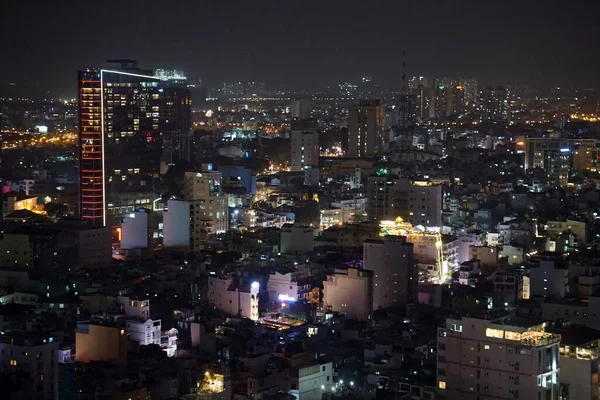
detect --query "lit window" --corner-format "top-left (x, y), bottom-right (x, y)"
top-left (10, 360), bottom-right (17, 366)
top-left (486, 328), bottom-right (504, 338)
top-left (438, 381), bottom-right (446, 389)
top-left (484, 344), bottom-right (490, 350)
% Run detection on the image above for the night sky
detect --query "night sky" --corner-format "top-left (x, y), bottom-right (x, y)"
top-left (1, 0), bottom-right (599, 98)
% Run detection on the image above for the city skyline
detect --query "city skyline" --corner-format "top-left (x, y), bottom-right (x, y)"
top-left (2, 0), bottom-right (600, 99)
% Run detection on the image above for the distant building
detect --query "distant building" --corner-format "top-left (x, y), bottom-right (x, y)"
top-left (544, 149), bottom-right (570, 187)
top-left (78, 60), bottom-right (164, 227)
top-left (0, 331), bottom-right (59, 400)
top-left (363, 236), bottom-right (415, 310)
top-left (480, 85), bottom-right (510, 122)
top-left (291, 97), bottom-right (312, 120)
top-left (528, 252), bottom-right (570, 298)
top-left (119, 209), bottom-right (149, 250)
top-left (438, 315), bottom-right (560, 399)
top-left (367, 174), bottom-right (442, 226)
top-left (547, 325), bottom-right (600, 400)
top-left (76, 319), bottom-right (128, 365)
top-left (290, 120), bottom-right (319, 172)
top-left (323, 268), bottom-right (373, 321)
top-left (267, 271), bottom-right (307, 303)
top-left (207, 275), bottom-right (259, 320)
top-left (218, 166), bottom-right (257, 194)
top-left (126, 318), bottom-right (161, 346)
top-left (348, 100), bottom-right (384, 157)
top-left (280, 224), bottom-right (314, 253)
top-left (162, 199), bottom-right (190, 249)
top-left (0, 220), bottom-right (111, 269)
top-left (183, 166), bottom-right (229, 251)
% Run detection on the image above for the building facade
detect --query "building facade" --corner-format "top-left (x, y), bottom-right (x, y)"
top-left (438, 315), bottom-right (560, 400)
top-left (78, 60), bottom-right (164, 227)
top-left (348, 100), bottom-right (384, 157)
top-left (323, 268), bottom-right (373, 321)
top-left (363, 237), bottom-right (415, 310)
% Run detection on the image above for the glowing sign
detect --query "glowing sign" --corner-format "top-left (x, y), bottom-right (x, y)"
top-left (278, 294), bottom-right (297, 302)
top-left (560, 148), bottom-right (570, 152)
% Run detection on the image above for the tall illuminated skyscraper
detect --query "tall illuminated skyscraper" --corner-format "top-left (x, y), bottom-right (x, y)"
top-left (78, 60), bottom-right (164, 227)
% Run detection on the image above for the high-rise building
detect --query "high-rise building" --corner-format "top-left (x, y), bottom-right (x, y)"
top-left (544, 149), bottom-right (570, 187)
top-left (460, 77), bottom-right (479, 106)
top-left (363, 236), bottom-right (416, 310)
top-left (437, 315), bottom-right (560, 400)
top-left (408, 76), bottom-right (430, 90)
top-left (348, 100), bottom-right (384, 157)
top-left (78, 60), bottom-right (164, 227)
top-left (161, 83), bottom-right (192, 168)
top-left (290, 120), bottom-right (319, 172)
top-left (0, 331), bottom-right (59, 400)
top-left (291, 97), bottom-right (312, 120)
top-left (432, 85), bottom-right (465, 118)
top-left (367, 173), bottom-right (443, 226)
top-left (523, 137), bottom-right (599, 170)
top-left (183, 166), bottom-right (228, 252)
top-left (480, 86), bottom-right (510, 122)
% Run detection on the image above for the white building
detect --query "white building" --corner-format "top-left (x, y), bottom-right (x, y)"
top-left (529, 253), bottom-right (569, 298)
top-left (0, 331), bottom-right (59, 400)
top-left (289, 361), bottom-right (333, 400)
top-left (117, 295), bottom-right (150, 319)
top-left (126, 318), bottom-right (161, 346)
top-left (120, 209), bottom-right (149, 250)
top-left (208, 275), bottom-right (259, 320)
top-left (363, 237), bottom-right (415, 310)
top-left (280, 224), bottom-right (314, 254)
top-left (163, 199), bottom-right (190, 249)
top-left (267, 271), bottom-right (301, 302)
top-left (438, 315), bottom-right (560, 400)
top-left (290, 121), bottom-right (319, 172)
top-left (323, 268), bottom-right (373, 321)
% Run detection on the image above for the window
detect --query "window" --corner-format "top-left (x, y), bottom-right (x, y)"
top-left (322, 366), bottom-right (326, 372)
top-left (438, 381), bottom-right (446, 390)
top-left (10, 360), bottom-right (17, 366)
top-left (486, 328), bottom-right (504, 338)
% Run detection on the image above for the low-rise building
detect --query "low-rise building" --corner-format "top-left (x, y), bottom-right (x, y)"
top-left (208, 275), bottom-right (259, 320)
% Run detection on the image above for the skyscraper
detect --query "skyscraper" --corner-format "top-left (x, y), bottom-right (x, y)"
top-left (161, 81), bottom-right (192, 168)
top-left (78, 60), bottom-right (164, 227)
top-left (348, 100), bottom-right (384, 157)
top-left (480, 86), bottom-right (510, 122)
top-left (290, 120), bottom-right (319, 172)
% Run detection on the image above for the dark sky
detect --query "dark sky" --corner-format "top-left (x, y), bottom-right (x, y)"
top-left (1, 0), bottom-right (599, 98)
